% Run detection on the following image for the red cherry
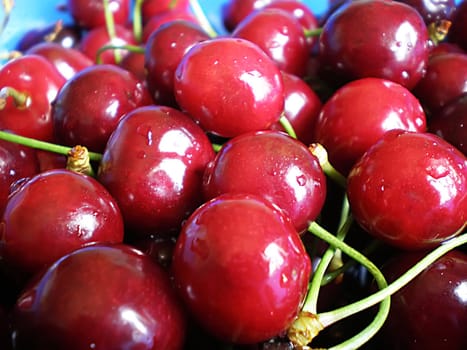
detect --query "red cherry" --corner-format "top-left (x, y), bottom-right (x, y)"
top-left (67, 0), bottom-right (130, 29)
top-left (203, 130), bottom-right (326, 233)
top-left (174, 37), bottom-right (284, 138)
top-left (347, 130), bottom-right (467, 250)
top-left (141, 8), bottom-right (198, 43)
top-left (97, 105), bottom-right (215, 238)
top-left (319, 0), bottom-right (430, 89)
top-left (172, 193), bottom-right (311, 344)
top-left (394, 0), bottom-right (456, 24)
top-left (232, 7), bottom-right (310, 77)
top-left (118, 50), bottom-right (147, 82)
top-left (448, 0), bottom-right (467, 52)
top-left (11, 244), bottom-right (186, 350)
top-left (313, 77), bottom-right (427, 175)
top-left (52, 64), bottom-right (152, 153)
top-left (221, 0), bottom-right (274, 32)
top-left (0, 169), bottom-right (124, 278)
top-left (141, 0), bottom-right (190, 24)
top-left (0, 54), bottom-right (66, 142)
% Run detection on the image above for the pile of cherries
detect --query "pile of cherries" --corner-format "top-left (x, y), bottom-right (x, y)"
top-left (0, 0), bottom-right (466, 349)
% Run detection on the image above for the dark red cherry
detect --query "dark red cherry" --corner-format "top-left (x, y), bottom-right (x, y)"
top-left (394, 0), bottom-right (456, 24)
top-left (232, 7), bottom-right (310, 77)
top-left (347, 130), bottom-right (467, 250)
top-left (0, 169), bottom-right (124, 278)
top-left (174, 37), bottom-right (285, 138)
top-left (144, 20), bottom-right (209, 107)
top-left (221, 0), bottom-right (274, 32)
top-left (319, 0), bottom-right (430, 89)
top-left (52, 64), bottom-right (152, 153)
top-left (448, 0), bottom-right (467, 52)
top-left (26, 42), bottom-right (94, 80)
top-left (0, 139), bottom-right (40, 217)
top-left (141, 8), bottom-right (198, 43)
top-left (16, 23), bottom-right (83, 51)
top-left (0, 54), bottom-right (66, 142)
top-left (141, 0), bottom-right (190, 24)
top-left (373, 249), bottom-right (467, 349)
top-left (172, 193), bottom-right (311, 344)
top-left (270, 71), bottom-right (322, 146)
top-left (67, 0), bottom-right (130, 29)
top-left (203, 130), bottom-right (326, 233)
top-left (429, 93), bottom-right (467, 156)
top-left (413, 52), bottom-right (467, 117)
top-left (118, 50), bottom-right (147, 82)
top-left (11, 244), bottom-right (186, 350)
top-left (97, 105), bottom-right (215, 238)
top-left (313, 77), bottom-right (427, 175)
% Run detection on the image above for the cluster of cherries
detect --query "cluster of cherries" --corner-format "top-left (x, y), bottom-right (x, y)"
top-left (0, 0), bottom-right (466, 349)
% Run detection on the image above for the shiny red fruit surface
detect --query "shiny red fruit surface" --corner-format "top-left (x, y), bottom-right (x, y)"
top-left (11, 244), bottom-right (186, 350)
top-left (174, 37), bottom-right (284, 138)
top-left (347, 130), bottom-right (467, 250)
top-left (67, 0), bottom-right (130, 29)
top-left (172, 193), bottom-right (311, 344)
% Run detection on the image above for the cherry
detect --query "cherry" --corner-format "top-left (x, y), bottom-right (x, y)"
top-left (312, 77), bottom-right (427, 175)
top-left (26, 42), bottom-right (94, 80)
top-left (0, 54), bottom-right (66, 142)
top-left (97, 105), bottom-right (215, 238)
top-left (319, 0), bottom-right (430, 89)
top-left (0, 168), bottom-right (124, 279)
top-left (141, 8), bottom-right (198, 43)
top-left (52, 63), bottom-right (152, 153)
top-left (448, 0), bottom-right (467, 52)
top-left (270, 71), bottom-right (322, 146)
top-left (174, 37), bottom-right (285, 138)
top-left (16, 22), bottom-right (83, 51)
top-left (141, 0), bottom-right (191, 24)
top-left (172, 193), bottom-right (311, 344)
top-left (118, 50), bottom-right (147, 82)
top-left (347, 129), bottom-right (467, 250)
top-left (232, 7), bottom-right (310, 77)
top-left (144, 20), bottom-right (210, 107)
top-left (0, 139), bottom-right (40, 217)
top-left (429, 93), bottom-right (467, 156)
top-left (221, 0), bottom-right (274, 32)
top-left (202, 130), bottom-right (326, 233)
top-left (394, 0), bottom-right (456, 24)
top-left (371, 249), bottom-right (467, 349)
top-left (67, 0), bottom-right (130, 29)
top-left (11, 244), bottom-right (187, 350)
top-left (413, 52), bottom-right (467, 117)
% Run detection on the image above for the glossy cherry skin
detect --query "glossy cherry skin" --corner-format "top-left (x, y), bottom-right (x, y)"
top-left (97, 105), bottom-right (215, 238)
top-left (0, 140), bottom-right (40, 217)
top-left (319, 0), bottom-right (430, 90)
top-left (232, 8), bottom-right (310, 78)
top-left (26, 42), bottom-right (94, 81)
top-left (448, 0), bottom-right (467, 52)
top-left (172, 193), bottom-right (311, 344)
top-left (221, 0), bottom-right (274, 32)
top-left (0, 54), bottom-right (66, 142)
top-left (372, 249), bottom-right (467, 349)
top-left (395, 0), bottom-right (456, 24)
top-left (174, 37), bottom-right (284, 138)
top-left (141, 8), bottom-right (198, 43)
top-left (141, 0), bottom-right (190, 24)
top-left (313, 77), bottom-right (427, 175)
top-left (144, 20), bottom-right (209, 107)
top-left (203, 130), bottom-right (326, 233)
top-left (429, 93), bottom-right (467, 156)
top-left (11, 244), bottom-right (186, 350)
top-left (347, 130), bottom-right (467, 250)
top-left (0, 169), bottom-right (125, 279)
top-left (67, 0), bottom-right (130, 29)
top-left (413, 52), bottom-right (467, 117)
top-left (270, 71), bottom-right (322, 146)
top-left (52, 64), bottom-right (152, 153)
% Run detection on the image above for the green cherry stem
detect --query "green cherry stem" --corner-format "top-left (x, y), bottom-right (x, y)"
top-left (279, 114), bottom-right (297, 139)
top-left (0, 0), bottom-right (14, 37)
top-left (304, 27), bottom-right (323, 38)
top-left (132, 0), bottom-right (144, 43)
top-left (188, 0), bottom-right (218, 38)
top-left (102, 0), bottom-right (121, 63)
top-left (0, 130), bottom-right (103, 162)
top-left (96, 44), bottom-right (145, 64)
top-left (309, 143), bottom-right (347, 188)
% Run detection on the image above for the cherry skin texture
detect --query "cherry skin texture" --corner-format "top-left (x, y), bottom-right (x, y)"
top-left (232, 8), bottom-right (310, 77)
top-left (0, 54), bottom-right (66, 142)
top-left (347, 130), bottom-right (467, 250)
top-left (172, 193), bottom-right (311, 344)
top-left (174, 37), bottom-right (285, 138)
top-left (319, 0), bottom-right (430, 89)
top-left (67, 0), bottom-right (130, 29)
top-left (313, 77), bottom-right (427, 175)
top-left (203, 130), bottom-right (326, 233)
top-left (52, 64), bottom-right (152, 153)
top-left (97, 105), bottom-right (215, 238)
top-left (0, 169), bottom-right (124, 278)
top-left (374, 250), bottom-right (467, 349)
top-left (11, 244), bottom-right (186, 350)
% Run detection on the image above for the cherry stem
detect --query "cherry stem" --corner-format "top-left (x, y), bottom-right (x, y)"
top-left (66, 145), bottom-right (96, 177)
top-left (0, 0), bottom-right (14, 37)
top-left (102, 0), bottom-right (121, 63)
top-left (168, 0), bottom-right (178, 9)
top-left (188, 0), bottom-right (218, 38)
top-left (279, 114), bottom-right (297, 139)
top-left (0, 86), bottom-right (31, 109)
top-left (96, 44), bottom-right (145, 64)
top-left (309, 143), bottom-right (347, 188)
top-left (304, 27), bottom-right (323, 38)
top-left (0, 130), bottom-right (103, 162)
top-left (132, 0), bottom-right (144, 43)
